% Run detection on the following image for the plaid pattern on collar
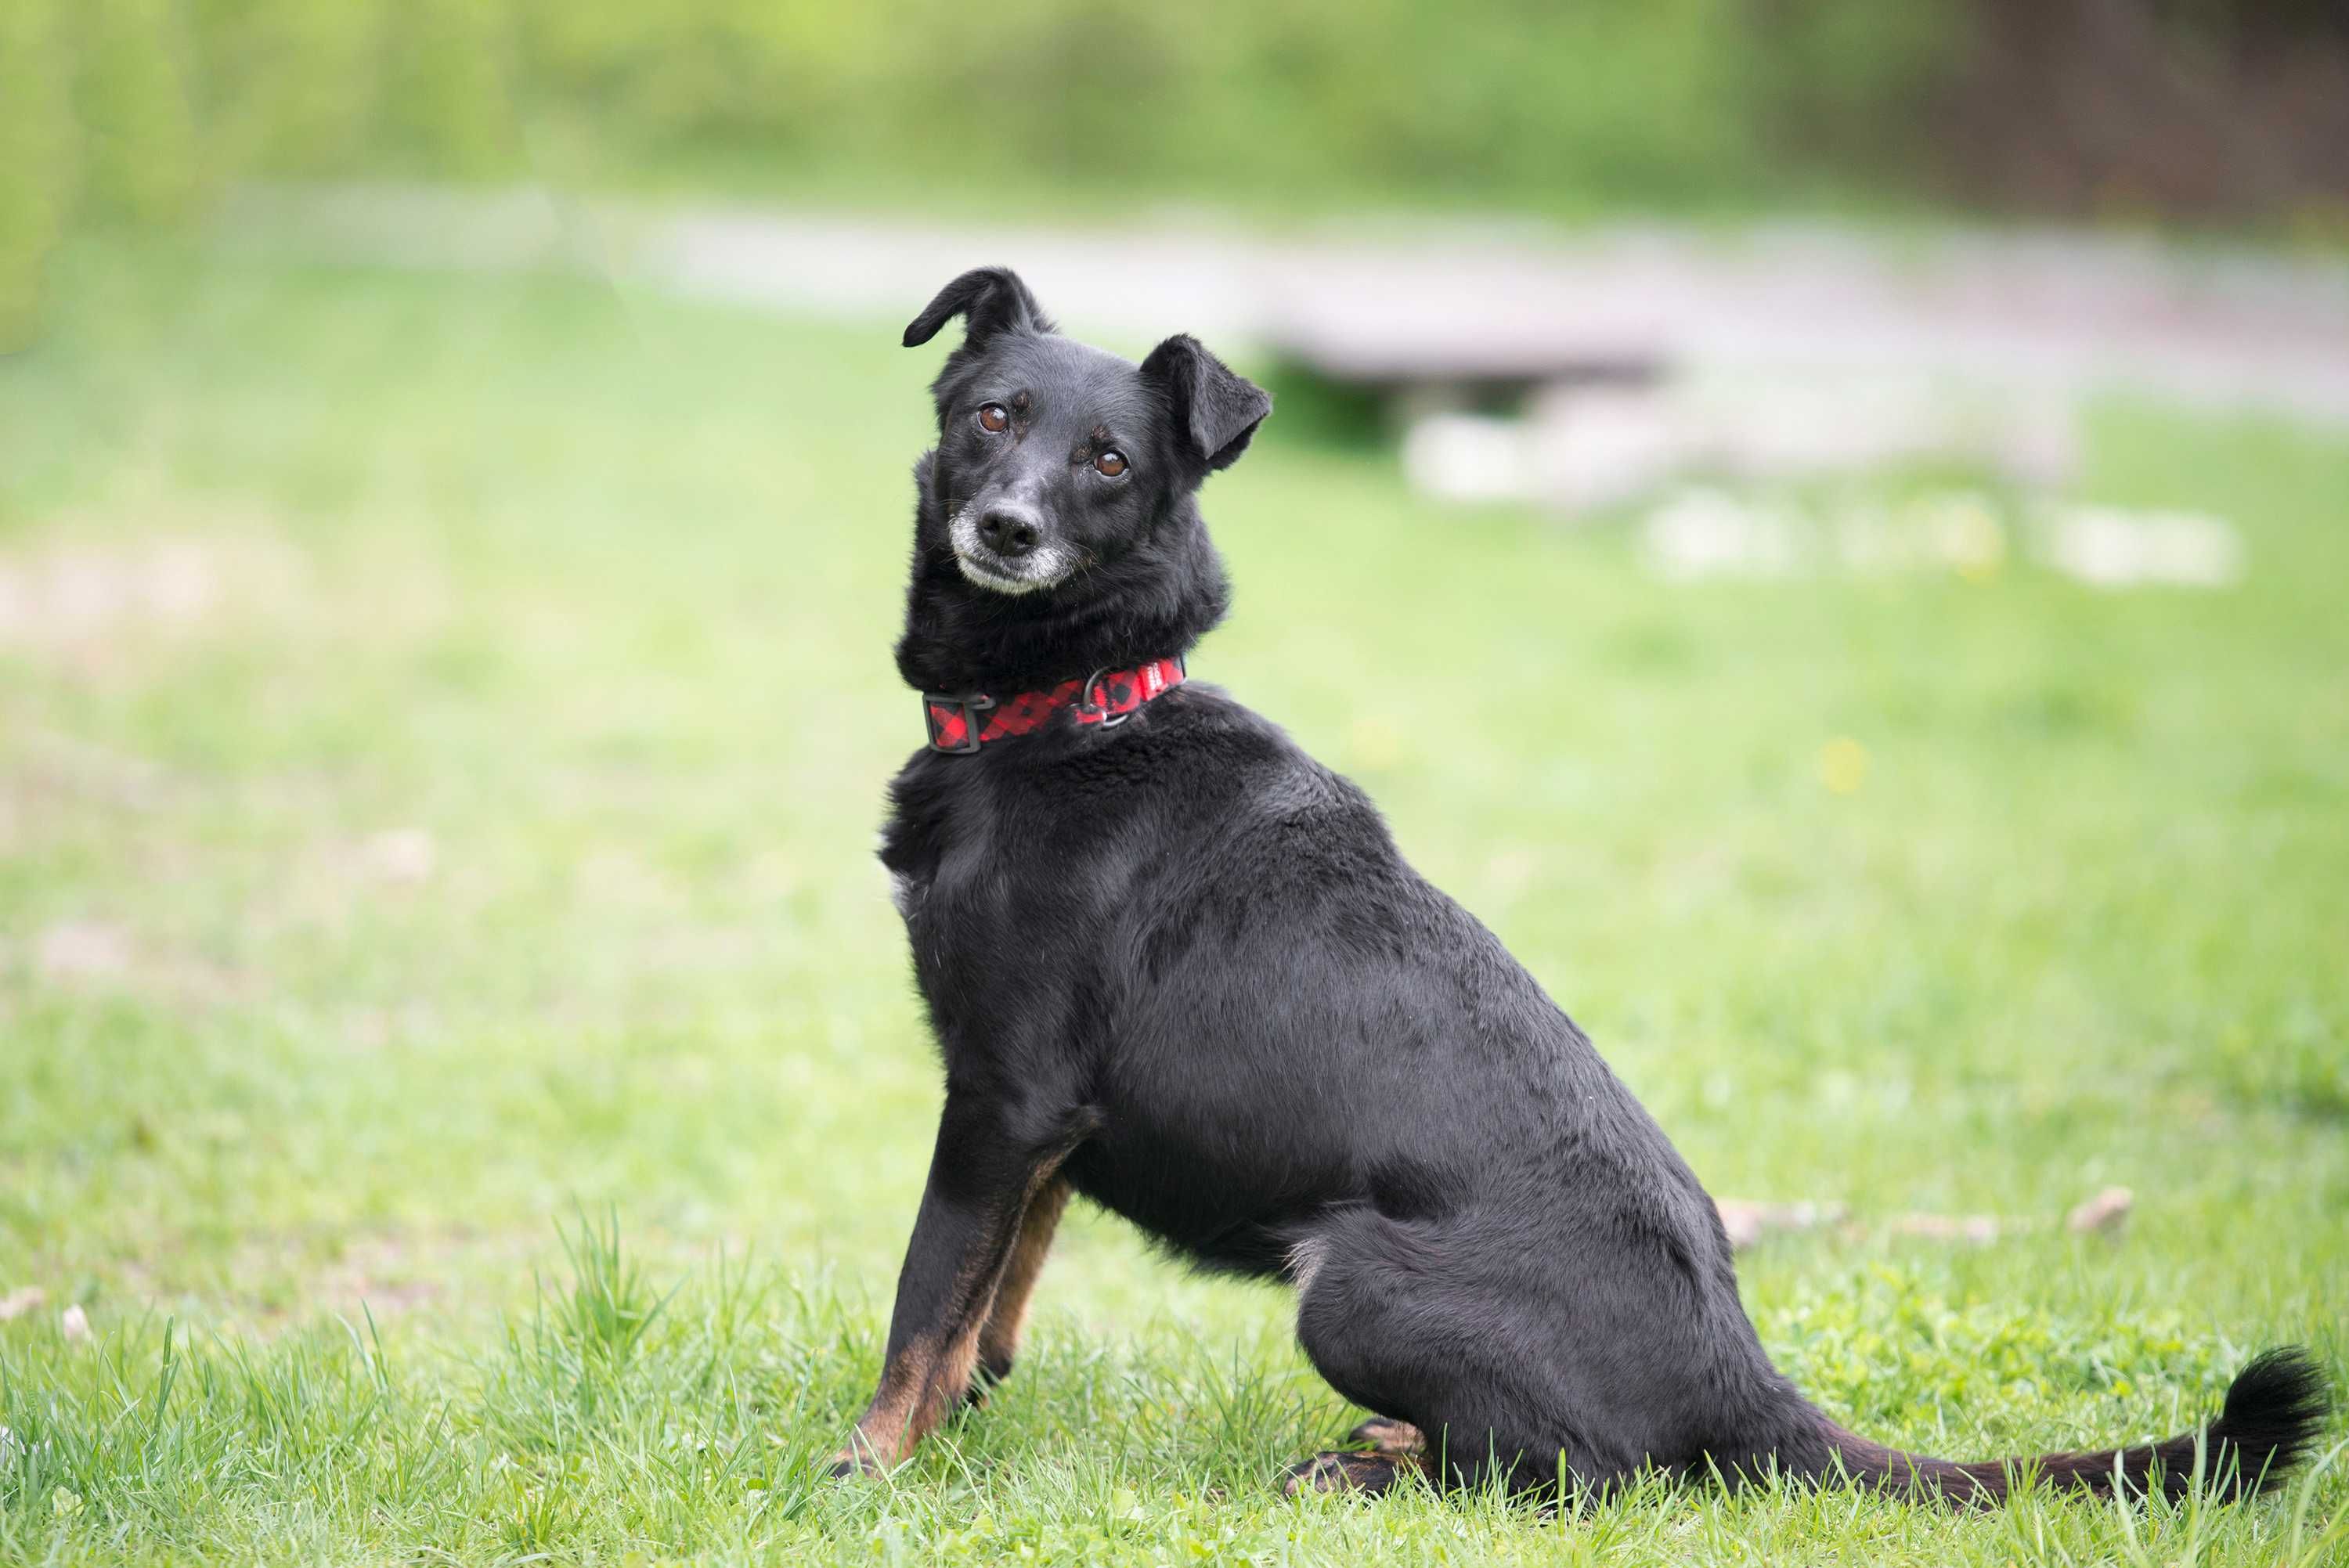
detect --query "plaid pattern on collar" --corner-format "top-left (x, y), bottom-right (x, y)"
top-left (922, 656), bottom-right (1187, 754)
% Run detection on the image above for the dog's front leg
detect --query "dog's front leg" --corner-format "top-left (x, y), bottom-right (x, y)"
top-left (830, 1095), bottom-right (1074, 1477)
top-left (967, 1173), bottom-right (1070, 1404)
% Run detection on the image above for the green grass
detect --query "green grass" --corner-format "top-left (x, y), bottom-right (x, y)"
top-left (2, 242), bottom-right (2345, 1565)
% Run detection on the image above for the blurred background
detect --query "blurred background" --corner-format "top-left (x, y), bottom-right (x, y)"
top-left (7, 0), bottom-right (2349, 510)
top-left (2, 4), bottom-right (2345, 1563)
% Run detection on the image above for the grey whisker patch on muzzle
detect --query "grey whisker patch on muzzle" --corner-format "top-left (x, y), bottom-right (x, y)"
top-left (948, 503), bottom-right (1076, 595)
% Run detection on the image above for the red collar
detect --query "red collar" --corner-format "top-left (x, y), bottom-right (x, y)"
top-left (922, 656), bottom-right (1187, 754)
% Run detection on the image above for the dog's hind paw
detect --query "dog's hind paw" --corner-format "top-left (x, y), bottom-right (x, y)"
top-left (1283, 1450), bottom-right (1418, 1498)
top-left (1347, 1417), bottom-right (1426, 1456)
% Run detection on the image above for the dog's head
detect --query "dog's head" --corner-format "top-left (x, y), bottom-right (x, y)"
top-left (901, 268), bottom-right (1270, 601)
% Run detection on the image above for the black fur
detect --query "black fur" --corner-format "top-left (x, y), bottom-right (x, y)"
top-left (847, 269), bottom-right (2333, 1502)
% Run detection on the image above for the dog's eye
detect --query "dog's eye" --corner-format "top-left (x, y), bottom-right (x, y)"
top-left (977, 403), bottom-right (1009, 433)
top-left (1094, 450), bottom-right (1127, 477)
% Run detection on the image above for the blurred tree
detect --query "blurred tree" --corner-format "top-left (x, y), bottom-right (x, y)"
top-left (1929, 0), bottom-right (2349, 217)
top-left (0, 0), bottom-right (74, 351)
top-left (191, 0), bottom-right (383, 176)
top-left (77, 0), bottom-right (203, 222)
top-left (387, 0), bottom-right (518, 175)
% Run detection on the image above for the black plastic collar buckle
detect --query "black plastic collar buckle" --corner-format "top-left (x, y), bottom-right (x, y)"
top-left (922, 690), bottom-right (994, 754)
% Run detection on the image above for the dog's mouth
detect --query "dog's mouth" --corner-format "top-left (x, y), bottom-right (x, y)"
top-left (953, 549), bottom-right (1057, 595)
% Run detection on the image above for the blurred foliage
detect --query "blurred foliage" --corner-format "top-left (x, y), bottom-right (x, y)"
top-left (0, 0), bottom-right (74, 350)
top-left (3, 1), bottom-right (2345, 350)
top-left (78, 0), bottom-right (204, 225)
top-left (0, 0), bottom-right (1957, 348)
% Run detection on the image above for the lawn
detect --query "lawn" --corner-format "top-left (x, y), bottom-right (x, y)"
top-left (1, 243), bottom-right (2344, 1565)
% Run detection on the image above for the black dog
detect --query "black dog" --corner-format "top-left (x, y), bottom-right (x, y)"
top-left (832, 265), bottom-right (2329, 1503)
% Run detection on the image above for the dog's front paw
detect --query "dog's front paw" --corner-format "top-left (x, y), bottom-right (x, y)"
top-left (826, 1446), bottom-right (890, 1480)
top-left (962, 1351), bottom-right (1016, 1411)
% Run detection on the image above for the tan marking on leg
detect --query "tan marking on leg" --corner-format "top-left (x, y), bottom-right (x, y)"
top-left (976, 1177), bottom-right (1069, 1375)
top-left (911, 1325), bottom-right (983, 1439)
top-left (835, 1315), bottom-right (998, 1473)
top-left (834, 1332), bottom-right (940, 1473)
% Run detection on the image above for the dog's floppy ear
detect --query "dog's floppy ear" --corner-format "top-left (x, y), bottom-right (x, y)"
top-left (902, 268), bottom-right (1052, 351)
top-left (1141, 333), bottom-right (1272, 472)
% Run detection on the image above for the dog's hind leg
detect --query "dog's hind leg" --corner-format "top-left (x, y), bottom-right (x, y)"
top-left (1285, 1212), bottom-right (1610, 1499)
top-left (965, 1175), bottom-right (1070, 1407)
top-left (1293, 1225), bottom-right (1428, 1458)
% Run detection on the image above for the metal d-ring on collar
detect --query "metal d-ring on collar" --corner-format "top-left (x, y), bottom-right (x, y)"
top-left (1073, 665), bottom-right (1128, 728)
top-left (1074, 653), bottom-right (1185, 730)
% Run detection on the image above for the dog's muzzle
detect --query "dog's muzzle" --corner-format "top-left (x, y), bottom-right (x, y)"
top-left (949, 503), bottom-right (1075, 594)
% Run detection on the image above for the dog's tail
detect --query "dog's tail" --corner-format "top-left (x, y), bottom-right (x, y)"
top-left (1813, 1346), bottom-right (2330, 1506)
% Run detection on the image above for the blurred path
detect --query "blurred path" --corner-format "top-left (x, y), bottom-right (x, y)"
top-left (222, 184), bottom-right (2349, 427)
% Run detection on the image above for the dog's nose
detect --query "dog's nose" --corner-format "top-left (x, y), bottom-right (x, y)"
top-left (979, 510), bottom-right (1040, 558)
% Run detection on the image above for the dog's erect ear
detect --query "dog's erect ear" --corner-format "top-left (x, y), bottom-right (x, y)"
top-left (1141, 334), bottom-right (1272, 472)
top-left (901, 268), bottom-right (1052, 351)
